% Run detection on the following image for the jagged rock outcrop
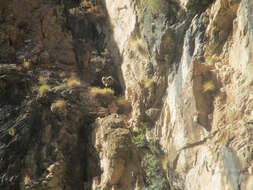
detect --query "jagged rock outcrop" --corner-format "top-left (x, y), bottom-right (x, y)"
top-left (92, 114), bottom-right (144, 190)
top-left (0, 0), bottom-right (253, 190)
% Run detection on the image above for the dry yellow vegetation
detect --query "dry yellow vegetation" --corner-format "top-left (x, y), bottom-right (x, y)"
top-left (53, 100), bottom-right (66, 108)
top-left (23, 59), bottom-right (31, 69)
top-left (203, 81), bottom-right (215, 92)
top-left (38, 84), bottom-right (50, 96)
top-left (144, 79), bottom-right (154, 88)
top-left (89, 87), bottom-right (115, 96)
top-left (67, 77), bottom-right (80, 87)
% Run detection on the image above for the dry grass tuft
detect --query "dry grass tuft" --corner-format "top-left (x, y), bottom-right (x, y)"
top-left (89, 87), bottom-right (115, 96)
top-left (205, 56), bottom-right (220, 65)
top-left (23, 59), bottom-right (31, 69)
top-left (53, 100), bottom-right (66, 108)
top-left (24, 175), bottom-right (31, 185)
top-left (8, 128), bottom-right (15, 136)
top-left (39, 84), bottom-right (50, 96)
top-left (89, 87), bottom-right (115, 109)
top-left (59, 72), bottom-right (66, 78)
top-left (67, 77), bottom-right (80, 87)
top-left (160, 154), bottom-right (169, 171)
top-left (51, 99), bottom-right (67, 114)
top-left (144, 79), bottom-right (154, 88)
top-left (39, 76), bottom-right (47, 84)
top-left (203, 81), bottom-right (215, 92)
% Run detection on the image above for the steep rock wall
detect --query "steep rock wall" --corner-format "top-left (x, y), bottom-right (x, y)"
top-left (0, 0), bottom-right (253, 190)
top-left (104, 0), bottom-right (253, 189)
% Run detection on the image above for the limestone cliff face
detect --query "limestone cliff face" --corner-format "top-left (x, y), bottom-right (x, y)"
top-left (104, 0), bottom-right (253, 189)
top-left (0, 0), bottom-right (253, 190)
top-left (103, 0), bottom-right (253, 190)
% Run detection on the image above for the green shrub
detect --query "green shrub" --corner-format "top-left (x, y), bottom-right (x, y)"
top-left (142, 154), bottom-right (170, 190)
top-left (132, 122), bottom-right (170, 190)
top-left (132, 127), bottom-right (148, 148)
top-left (132, 122), bottom-right (149, 148)
top-left (132, 122), bottom-right (159, 150)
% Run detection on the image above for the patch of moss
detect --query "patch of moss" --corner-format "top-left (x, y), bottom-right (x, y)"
top-left (132, 126), bottom-right (148, 148)
top-left (38, 84), bottom-right (50, 96)
top-left (8, 128), bottom-right (15, 136)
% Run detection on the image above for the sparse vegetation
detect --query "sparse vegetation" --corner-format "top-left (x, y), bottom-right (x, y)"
top-left (89, 87), bottom-right (115, 96)
top-left (24, 175), bottom-right (31, 185)
top-left (203, 81), bottom-right (215, 92)
top-left (144, 78), bottom-right (154, 88)
top-left (95, 68), bottom-right (102, 73)
top-left (39, 76), bottom-right (47, 84)
top-left (101, 48), bottom-right (110, 56)
top-left (205, 56), bottom-right (220, 65)
top-left (53, 100), bottom-right (66, 108)
top-left (89, 87), bottom-right (115, 109)
top-left (23, 59), bottom-right (31, 69)
top-left (132, 122), bottom-right (169, 189)
top-left (8, 128), bottom-right (15, 136)
top-left (51, 99), bottom-right (67, 115)
top-left (132, 124), bottom-right (148, 148)
top-left (38, 84), bottom-right (50, 96)
top-left (142, 153), bottom-right (170, 190)
top-left (59, 72), bottom-right (66, 78)
top-left (67, 77), bottom-right (80, 87)
top-left (132, 122), bottom-right (158, 151)
top-left (90, 56), bottom-right (106, 64)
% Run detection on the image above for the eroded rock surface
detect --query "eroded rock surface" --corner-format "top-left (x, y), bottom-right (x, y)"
top-left (104, 0), bottom-right (253, 189)
top-left (92, 114), bottom-right (144, 190)
top-left (0, 0), bottom-right (253, 190)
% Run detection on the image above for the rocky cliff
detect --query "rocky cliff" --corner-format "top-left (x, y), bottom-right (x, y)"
top-left (0, 0), bottom-right (252, 190)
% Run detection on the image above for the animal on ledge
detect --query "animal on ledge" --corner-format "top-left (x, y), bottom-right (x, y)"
top-left (101, 76), bottom-right (114, 88)
top-left (101, 76), bottom-right (122, 95)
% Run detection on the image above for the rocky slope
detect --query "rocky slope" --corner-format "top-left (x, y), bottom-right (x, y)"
top-left (0, 0), bottom-right (252, 190)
